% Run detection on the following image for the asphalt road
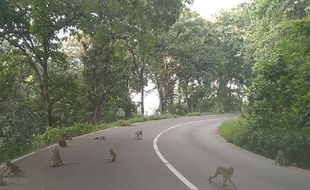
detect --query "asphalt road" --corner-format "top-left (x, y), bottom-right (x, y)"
top-left (2, 114), bottom-right (310, 190)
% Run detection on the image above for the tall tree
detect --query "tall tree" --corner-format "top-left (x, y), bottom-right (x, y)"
top-left (245, 0), bottom-right (310, 128)
top-left (0, 0), bottom-right (83, 127)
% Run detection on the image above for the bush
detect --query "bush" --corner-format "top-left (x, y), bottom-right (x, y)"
top-left (219, 118), bottom-right (249, 145)
top-left (32, 123), bottom-right (93, 147)
top-left (219, 118), bottom-right (310, 169)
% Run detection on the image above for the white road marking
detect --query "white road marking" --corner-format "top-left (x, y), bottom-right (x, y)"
top-left (12, 152), bottom-right (37, 162)
top-left (153, 120), bottom-right (205, 190)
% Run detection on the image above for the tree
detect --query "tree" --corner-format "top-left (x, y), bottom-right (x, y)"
top-left (0, 0), bottom-right (83, 127)
top-left (245, 0), bottom-right (310, 128)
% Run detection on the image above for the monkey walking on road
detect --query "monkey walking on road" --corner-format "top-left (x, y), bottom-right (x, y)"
top-left (134, 130), bottom-right (143, 140)
top-left (103, 149), bottom-right (116, 162)
top-left (1, 161), bottom-right (24, 177)
top-left (209, 166), bottom-right (238, 189)
top-left (108, 149), bottom-right (116, 162)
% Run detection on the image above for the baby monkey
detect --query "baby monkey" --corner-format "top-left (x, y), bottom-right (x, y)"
top-left (134, 130), bottom-right (143, 140)
top-left (275, 150), bottom-right (288, 166)
top-left (2, 161), bottom-right (25, 176)
top-left (94, 136), bottom-right (106, 140)
top-left (209, 166), bottom-right (237, 189)
top-left (52, 148), bottom-right (63, 167)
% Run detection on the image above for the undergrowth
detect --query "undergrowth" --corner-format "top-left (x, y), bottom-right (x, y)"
top-left (219, 118), bottom-right (310, 169)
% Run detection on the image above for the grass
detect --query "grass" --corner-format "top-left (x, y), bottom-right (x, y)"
top-left (218, 118), bottom-right (249, 145)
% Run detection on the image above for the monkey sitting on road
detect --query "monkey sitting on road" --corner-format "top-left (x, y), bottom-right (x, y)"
top-left (108, 149), bottom-right (116, 162)
top-left (275, 150), bottom-right (288, 166)
top-left (61, 132), bottom-right (72, 141)
top-left (58, 136), bottom-right (67, 147)
top-left (209, 166), bottom-right (238, 189)
top-left (94, 136), bottom-right (106, 140)
top-left (1, 161), bottom-right (25, 177)
top-left (134, 130), bottom-right (143, 140)
top-left (52, 148), bottom-right (63, 167)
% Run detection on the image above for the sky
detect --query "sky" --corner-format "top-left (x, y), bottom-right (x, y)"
top-left (190, 0), bottom-right (251, 19)
top-left (134, 0), bottom-right (250, 115)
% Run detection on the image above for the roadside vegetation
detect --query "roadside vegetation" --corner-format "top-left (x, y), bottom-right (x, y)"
top-left (218, 0), bottom-right (310, 169)
top-left (1, 114), bottom-right (181, 162)
top-left (0, 0), bottom-right (309, 167)
top-left (219, 118), bottom-right (310, 169)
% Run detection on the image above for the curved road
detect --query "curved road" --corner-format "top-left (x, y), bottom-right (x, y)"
top-left (3, 114), bottom-right (310, 190)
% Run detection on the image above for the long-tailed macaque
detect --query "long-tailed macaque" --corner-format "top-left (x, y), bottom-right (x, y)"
top-left (134, 130), bottom-right (143, 140)
top-left (3, 161), bottom-right (24, 176)
top-left (94, 136), bottom-right (106, 140)
top-left (109, 149), bottom-right (116, 162)
top-left (275, 150), bottom-right (288, 166)
top-left (61, 132), bottom-right (72, 141)
top-left (209, 166), bottom-right (237, 189)
top-left (58, 137), bottom-right (67, 147)
top-left (52, 148), bottom-right (63, 167)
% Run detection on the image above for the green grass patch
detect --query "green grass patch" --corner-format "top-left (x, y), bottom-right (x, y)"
top-left (186, 112), bottom-right (201, 116)
top-left (219, 118), bottom-right (249, 145)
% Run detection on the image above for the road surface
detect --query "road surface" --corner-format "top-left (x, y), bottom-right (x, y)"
top-left (2, 114), bottom-right (310, 190)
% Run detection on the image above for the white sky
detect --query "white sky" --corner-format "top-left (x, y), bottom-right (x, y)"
top-left (135, 0), bottom-right (250, 115)
top-left (190, 0), bottom-right (251, 19)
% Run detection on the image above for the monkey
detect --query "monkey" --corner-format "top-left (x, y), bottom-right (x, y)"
top-left (61, 132), bottom-right (72, 141)
top-left (275, 150), bottom-right (288, 166)
top-left (3, 161), bottom-right (25, 177)
top-left (51, 148), bottom-right (63, 167)
top-left (108, 149), bottom-right (116, 162)
top-left (209, 166), bottom-right (237, 189)
top-left (94, 136), bottom-right (106, 140)
top-left (134, 130), bottom-right (143, 140)
top-left (58, 136), bottom-right (67, 147)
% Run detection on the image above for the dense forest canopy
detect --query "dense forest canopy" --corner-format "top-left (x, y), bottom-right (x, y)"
top-left (0, 0), bottom-right (309, 161)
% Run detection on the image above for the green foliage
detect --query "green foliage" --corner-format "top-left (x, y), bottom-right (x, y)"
top-left (32, 123), bottom-right (93, 147)
top-left (1, 0), bottom-right (309, 170)
top-left (147, 114), bottom-right (178, 120)
top-left (247, 4), bottom-right (310, 129)
top-left (0, 113), bottom-right (184, 162)
top-left (219, 118), bottom-right (249, 145)
top-left (185, 112), bottom-right (202, 116)
top-left (219, 118), bottom-right (310, 168)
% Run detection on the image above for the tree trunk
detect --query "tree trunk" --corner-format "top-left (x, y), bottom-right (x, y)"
top-left (41, 67), bottom-right (53, 127)
top-left (158, 83), bottom-right (165, 114)
top-left (91, 95), bottom-right (104, 125)
top-left (140, 81), bottom-right (144, 115)
top-left (41, 38), bottom-right (53, 127)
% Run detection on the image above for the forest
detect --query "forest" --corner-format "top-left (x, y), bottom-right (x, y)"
top-left (0, 0), bottom-right (309, 166)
